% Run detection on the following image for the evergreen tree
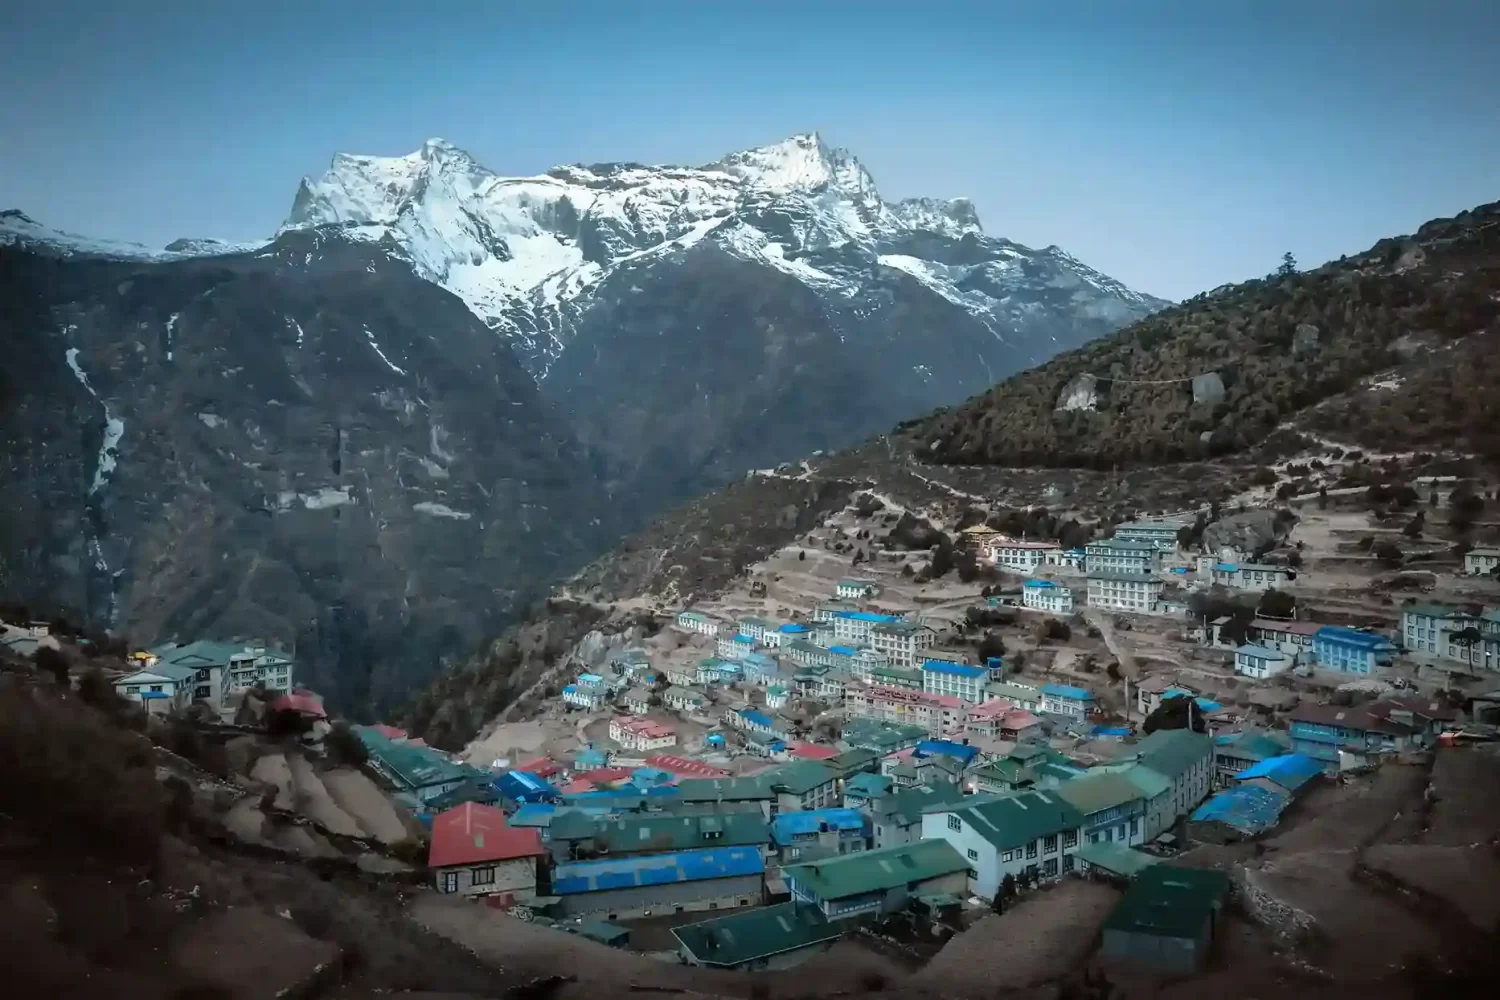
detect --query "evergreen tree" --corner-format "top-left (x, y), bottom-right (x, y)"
top-left (1277, 251), bottom-right (1297, 276)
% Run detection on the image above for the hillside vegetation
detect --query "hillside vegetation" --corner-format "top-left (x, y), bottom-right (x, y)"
top-left (904, 200), bottom-right (1500, 468)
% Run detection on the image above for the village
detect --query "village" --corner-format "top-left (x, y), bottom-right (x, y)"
top-left (7, 467), bottom-right (1500, 995)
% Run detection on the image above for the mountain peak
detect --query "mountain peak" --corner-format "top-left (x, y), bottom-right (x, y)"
top-left (706, 131), bottom-right (877, 202)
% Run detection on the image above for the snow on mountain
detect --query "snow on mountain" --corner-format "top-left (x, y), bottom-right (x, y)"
top-left (0, 209), bottom-right (265, 261)
top-left (282, 132), bottom-right (1167, 377)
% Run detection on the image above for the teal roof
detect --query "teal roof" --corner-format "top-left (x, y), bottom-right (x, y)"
top-left (1103, 865), bottom-right (1231, 939)
top-left (765, 760), bottom-right (838, 796)
top-left (1132, 728), bottom-right (1212, 781)
top-left (786, 840), bottom-right (967, 902)
top-left (586, 811), bottom-right (771, 853)
top-left (354, 726), bottom-right (477, 790)
top-left (883, 782), bottom-right (968, 825)
top-left (843, 772), bottom-right (892, 798)
top-left (944, 789), bottom-right (1085, 851)
top-left (1056, 771), bottom-right (1146, 816)
top-left (671, 902), bottom-right (839, 967)
top-left (675, 776), bottom-right (775, 802)
top-left (1073, 842), bottom-right (1162, 878)
top-left (1119, 765), bottom-right (1172, 800)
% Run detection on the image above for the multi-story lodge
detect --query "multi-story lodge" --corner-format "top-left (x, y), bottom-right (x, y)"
top-left (1085, 539), bottom-right (1161, 576)
top-left (870, 619), bottom-right (936, 667)
top-left (1209, 562), bottom-right (1294, 592)
top-left (919, 659), bottom-right (987, 704)
top-left (1087, 572), bottom-right (1163, 613)
top-left (1112, 519), bottom-right (1189, 551)
top-left (1022, 579), bottom-right (1074, 614)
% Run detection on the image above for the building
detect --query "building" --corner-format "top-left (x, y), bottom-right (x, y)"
top-left (1113, 520), bottom-right (1188, 551)
top-left (867, 781), bottom-right (967, 848)
top-left (920, 659), bottom-right (987, 704)
top-left (150, 640), bottom-right (295, 697)
top-left (1129, 728), bottom-right (1214, 839)
top-left (770, 808), bottom-right (868, 861)
top-left (1234, 643), bottom-right (1294, 680)
top-left (662, 685), bottom-right (709, 714)
top-left (784, 839), bottom-right (969, 921)
top-left (968, 744), bottom-right (1082, 794)
top-left (698, 657), bottom-right (743, 685)
top-left (1022, 579), bottom-right (1075, 614)
top-left (622, 688), bottom-right (653, 715)
top-left (870, 620), bottom-right (937, 668)
top-left (612, 647), bottom-right (652, 677)
top-left (428, 802), bottom-right (546, 901)
top-left (671, 902), bottom-right (842, 971)
top-left (1085, 538), bottom-right (1161, 576)
top-left (920, 789), bottom-right (1086, 898)
top-left (986, 681), bottom-right (1041, 713)
top-left (676, 611), bottom-right (721, 637)
top-left (1209, 563), bottom-right (1293, 592)
top-left (826, 610), bottom-right (895, 645)
top-left (734, 616), bottom-right (775, 643)
top-left (113, 661), bottom-right (199, 714)
top-left (1247, 619), bottom-right (1320, 661)
top-left (1040, 683), bottom-right (1094, 721)
top-left (717, 634), bottom-right (758, 661)
top-left (609, 717), bottom-right (677, 752)
top-left (988, 540), bottom-right (1063, 572)
top-left (1397, 602), bottom-right (1500, 672)
top-left (1313, 626), bottom-right (1396, 675)
top-left (1401, 601), bottom-right (1458, 656)
top-left (1288, 698), bottom-right (1456, 770)
top-left (1087, 572), bottom-right (1163, 613)
top-left (870, 664), bottom-right (923, 691)
top-left (566, 811), bottom-right (773, 859)
top-left (840, 719), bottom-right (928, 756)
top-left (836, 579), bottom-right (881, 600)
top-left (845, 682), bottom-right (965, 737)
top-left (1072, 842), bottom-right (1162, 881)
top-left (766, 684), bottom-right (790, 709)
top-left (963, 700), bottom-right (1043, 742)
top-left (1212, 728), bottom-right (1292, 787)
top-left (356, 725), bottom-right (484, 803)
top-left (1100, 866), bottom-right (1231, 974)
top-left (1057, 771), bottom-right (1148, 847)
top-left (1464, 547), bottom-right (1500, 576)
top-left (765, 760), bottom-right (842, 812)
top-left (562, 684), bottom-right (602, 710)
top-left (549, 846), bottom-right (765, 919)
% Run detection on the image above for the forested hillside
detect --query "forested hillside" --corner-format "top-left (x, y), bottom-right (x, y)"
top-left (904, 201), bottom-right (1500, 468)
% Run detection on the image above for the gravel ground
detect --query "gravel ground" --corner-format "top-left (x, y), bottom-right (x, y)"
top-left (1419, 748), bottom-right (1500, 846)
top-left (1266, 762), bottom-right (1428, 854)
top-left (911, 881), bottom-right (1119, 993)
top-left (286, 753), bottom-right (365, 839)
top-left (322, 767), bottom-right (410, 844)
top-left (249, 752), bottom-right (296, 811)
top-left (1362, 843), bottom-right (1500, 933)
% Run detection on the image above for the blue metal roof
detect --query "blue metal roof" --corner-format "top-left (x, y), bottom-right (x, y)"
top-left (770, 808), bottom-right (866, 845)
top-left (496, 770), bottom-right (554, 801)
top-left (915, 739), bottom-right (979, 765)
top-left (779, 623), bottom-right (810, 633)
top-left (579, 673), bottom-right (603, 683)
top-left (730, 633), bottom-right (755, 644)
top-left (562, 684), bottom-right (579, 695)
top-left (1191, 785), bottom-right (1286, 835)
top-left (1041, 683), bottom-right (1093, 700)
top-left (739, 708), bottom-right (774, 727)
top-left (509, 803), bottom-right (559, 827)
top-left (833, 611), bottom-right (898, 623)
top-left (829, 645), bottom-right (858, 656)
top-left (1022, 578), bottom-right (1058, 589)
top-left (1234, 753), bottom-right (1322, 793)
top-left (1215, 563), bottom-right (1239, 572)
top-left (551, 846), bottom-right (765, 895)
top-left (922, 659), bottom-right (986, 678)
top-left (1314, 626), bottom-right (1395, 650)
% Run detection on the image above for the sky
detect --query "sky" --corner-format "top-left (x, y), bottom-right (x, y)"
top-left (3, 0), bottom-right (1498, 300)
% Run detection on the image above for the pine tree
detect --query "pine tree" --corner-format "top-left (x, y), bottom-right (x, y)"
top-left (1277, 251), bottom-right (1297, 277)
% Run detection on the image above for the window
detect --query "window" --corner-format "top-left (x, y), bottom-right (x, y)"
top-left (967, 868), bottom-right (979, 880)
top-left (1063, 829), bottom-right (1077, 848)
top-left (126, 685), bottom-right (140, 695)
top-left (1002, 850), bottom-right (1014, 862)
top-left (1062, 854), bottom-right (1075, 873)
top-left (1043, 858), bottom-right (1058, 877)
top-left (948, 815), bottom-right (962, 832)
top-left (440, 871), bottom-right (458, 893)
top-left (149, 685), bottom-right (164, 693)
top-left (1043, 834), bottom-right (1058, 853)
top-left (471, 867), bottom-right (495, 886)
top-left (1026, 841), bottom-right (1038, 859)
top-left (1129, 818), bottom-right (1139, 836)
top-left (967, 848), bottom-right (979, 861)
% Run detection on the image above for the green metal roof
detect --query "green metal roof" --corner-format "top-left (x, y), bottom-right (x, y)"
top-left (843, 772), bottom-right (892, 797)
top-left (675, 776), bottom-right (775, 802)
top-left (586, 811), bottom-right (771, 853)
top-left (1072, 842), bottom-right (1161, 878)
top-left (354, 725), bottom-right (477, 790)
top-left (871, 665), bottom-right (923, 684)
top-left (1056, 772), bottom-right (1146, 816)
top-left (824, 748), bottom-right (882, 777)
top-left (765, 760), bottom-right (839, 796)
top-left (1102, 865), bottom-right (1231, 939)
top-left (786, 839), bottom-right (967, 902)
top-left (671, 902), bottom-right (840, 967)
top-left (944, 789), bottom-right (1086, 851)
top-left (1119, 764), bottom-right (1172, 800)
top-left (883, 782), bottom-right (968, 825)
top-left (1132, 729), bottom-right (1212, 781)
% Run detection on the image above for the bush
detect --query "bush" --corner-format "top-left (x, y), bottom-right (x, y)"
top-left (1372, 540), bottom-right (1405, 568)
top-left (1039, 619), bottom-right (1072, 641)
top-left (325, 722), bottom-right (368, 767)
top-left (33, 645), bottom-right (70, 687)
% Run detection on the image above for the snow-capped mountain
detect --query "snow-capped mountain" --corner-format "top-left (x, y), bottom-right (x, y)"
top-left (0, 209), bottom-right (265, 261)
top-left (284, 133), bottom-right (1167, 378)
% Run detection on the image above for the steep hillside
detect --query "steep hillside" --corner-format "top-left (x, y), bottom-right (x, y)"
top-left (902, 200), bottom-right (1500, 469)
top-left (0, 222), bottom-right (608, 712)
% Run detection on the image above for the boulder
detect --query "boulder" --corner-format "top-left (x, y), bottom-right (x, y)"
top-left (1389, 331), bottom-right (1439, 361)
top-left (1292, 323), bottom-right (1320, 357)
top-left (1191, 371), bottom-right (1226, 405)
top-left (1054, 373), bottom-right (1098, 412)
top-left (1203, 509), bottom-right (1281, 556)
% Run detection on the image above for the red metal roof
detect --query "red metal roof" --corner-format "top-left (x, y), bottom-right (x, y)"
top-left (787, 741), bottom-right (839, 760)
top-left (270, 691), bottom-right (327, 718)
top-left (559, 778), bottom-right (597, 795)
top-left (371, 723), bottom-right (408, 739)
top-left (575, 767), bottom-right (634, 785)
top-left (515, 757), bottom-right (564, 778)
top-left (645, 754), bottom-right (730, 778)
top-left (428, 802), bottom-right (545, 869)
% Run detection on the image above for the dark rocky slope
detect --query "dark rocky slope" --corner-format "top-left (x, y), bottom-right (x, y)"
top-left (0, 227), bottom-right (608, 712)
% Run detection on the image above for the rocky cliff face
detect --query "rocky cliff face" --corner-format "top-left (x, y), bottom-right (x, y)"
top-left (0, 223), bottom-right (607, 711)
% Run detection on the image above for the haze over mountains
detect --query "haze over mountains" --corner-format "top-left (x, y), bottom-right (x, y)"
top-left (0, 132), bottom-right (1165, 709)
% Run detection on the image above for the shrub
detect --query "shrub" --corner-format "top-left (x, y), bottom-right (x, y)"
top-left (325, 722), bottom-right (368, 767)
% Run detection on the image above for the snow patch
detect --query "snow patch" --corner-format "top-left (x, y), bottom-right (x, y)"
top-left (276, 487), bottom-right (354, 511)
top-left (165, 312), bottom-right (180, 360)
top-left (64, 348), bottom-right (125, 494)
top-left (197, 413), bottom-right (225, 428)
top-left (363, 327), bottom-right (407, 375)
top-left (287, 316), bottom-right (305, 346)
top-left (413, 501), bottom-right (473, 520)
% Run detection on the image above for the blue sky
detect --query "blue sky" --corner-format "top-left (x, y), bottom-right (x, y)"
top-left (4, 0), bottom-right (1497, 300)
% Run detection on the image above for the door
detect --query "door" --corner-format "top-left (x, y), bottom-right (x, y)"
top-left (441, 871), bottom-right (459, 894)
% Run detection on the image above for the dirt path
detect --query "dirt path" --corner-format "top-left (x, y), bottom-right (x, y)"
top-left (249, 752), bottom-right (295, 811)
top-left (323, 767), bottom-right (410, 844)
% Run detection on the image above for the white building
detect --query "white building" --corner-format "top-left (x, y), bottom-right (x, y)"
top-left (920, 789), bottom-right (1085, 898)
top-left (716, 633), bottom-right (757, 660)
top-left (1234, 643), bottom-right (1294, 680)
top-left (562, 684), bottom-right (602, 710)
top-left (986, 540), bottom-right (1062, 572)
top-left (114, 663), bottom-right (197, 714)
top-left (1086, 572), bottom-right (1163, 613)
top-left (1113, 520), bottom-right (1188, 551)
top-left (1209, 562), bottom-right (1293, 592)
top-left (835, 579), bottom-right (881, 600)
top-left (1247, 619), bottom-right (1320, 662)
top-left (676, 611), bottom-right (721, 636)
top-left (1085, 539), bottom-right (1161, 576)
top-left (830, 611), bottom-right (893, 645)
top-left (145, 640), bottom-right (296, 706)
top-left (1465, 548), bottom-right (1500, 577)
top-left (735, 616), bottom-right (776, 643)
top-left (920, 660), bottom-right (988, 704)
top-left (608, 717), bottom-right (677, 751)
top-left (870, 620), bottom-right (936, 668)
top-left (1022, 579), bottom-right (1075, 614)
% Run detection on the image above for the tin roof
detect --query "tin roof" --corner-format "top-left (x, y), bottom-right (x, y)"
top-left (785, 840), bottom-right (967, 902)
top-left (428, 802), bottom-right (545, 868)
top-left (551, 846), bottom-right (764, 895)
top-left (670, 902), bottom-right (839, 968)
top-left (1103, 866), bottom-right (1231, 939)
